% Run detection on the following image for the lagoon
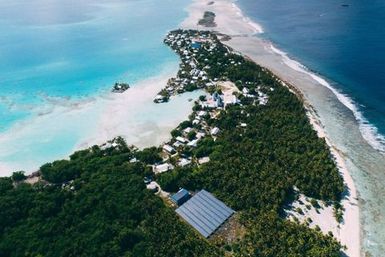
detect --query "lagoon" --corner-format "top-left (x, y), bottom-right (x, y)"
top-left (0, 0), bottom-right (196, 174)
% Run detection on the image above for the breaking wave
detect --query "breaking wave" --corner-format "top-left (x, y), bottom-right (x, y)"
top-left (270, 44), bottom-right (385, 153)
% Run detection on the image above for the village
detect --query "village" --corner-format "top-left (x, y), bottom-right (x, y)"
top-left (154, 29), bottom-right (269, 104)
top-left (150, 30), bottom-right (271, 183)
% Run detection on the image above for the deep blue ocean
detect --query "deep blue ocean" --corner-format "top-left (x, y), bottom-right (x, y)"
top-left (237, 0), bottom-right (385, 151)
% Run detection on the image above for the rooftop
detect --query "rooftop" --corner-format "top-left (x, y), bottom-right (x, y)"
top-left (175, 189), bottom-right (235, 238)
top-left (170, 188), bottom-right (191, 206)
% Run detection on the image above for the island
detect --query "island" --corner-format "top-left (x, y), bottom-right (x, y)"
top-left (0, 30), bottom-right (346, 257)
top-left (112, 82), bottom-right (130, 93)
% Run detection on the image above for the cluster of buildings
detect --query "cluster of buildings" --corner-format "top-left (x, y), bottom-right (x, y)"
top-left (152, 115), bottom-right (218, 175)
top-left (152, 84), bottom-right (271, 175)
top-left (155, 29), bottom-right (271, 109)
top-left (154, 30), bottom-right (220, 103)
top-left (241, 84), bottom-right (271, 106)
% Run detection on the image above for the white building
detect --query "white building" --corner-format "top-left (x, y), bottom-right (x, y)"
top-left (173, 141), bottom-right (184, 148)
top-left (178, 158), bottom-right (192, 167)
top-left (196, 132), bottom-right (206, 139)
top-left (176, 136), bottom-right (188, 144)
top-left (163, 144), bottom-right (176, 154)
top-left (198, 157), bottom-right (210, 165)
top-left (197, 111), bottom-right (208, 117)
top-left (153, 163), bottom-right (174, 174)
top-left (210, 127), bottom-right (220, 136)
top-left (146, 181), bottom-right (158, 191)
top-left (183, 127), bottom-right (193, 134)
top-left (192, 119), bottom-right (200, 125)
top-left (187, 139), bottom-right (199, 147)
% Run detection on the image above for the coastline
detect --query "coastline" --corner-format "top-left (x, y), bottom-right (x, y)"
top-left (2, 0), bottom-right (384, 254)
top-left (0, 64), bottom-right (200, 176)
top-left (181, 0), bottom-right (360, 256)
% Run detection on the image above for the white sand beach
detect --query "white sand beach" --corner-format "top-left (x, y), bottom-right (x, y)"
top-left (78, 70), bottom-right (203, 149)
top-left (181, 0), bottom-right (360, 256)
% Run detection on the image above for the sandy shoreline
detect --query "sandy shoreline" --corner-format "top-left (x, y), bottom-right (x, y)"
top-left (181, 0), bottom-right (360, 256)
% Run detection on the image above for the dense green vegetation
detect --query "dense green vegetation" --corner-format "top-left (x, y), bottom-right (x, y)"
top-left (0, 144), bottom-right (219, 257)
top-left (233, 212), bottom-right (341, 257)
top-left (161, 31), bottom-right (343, 208)
top-left (0, 30), bottom-right (345, 257)
top-left (11, 171), bottom-right (26, 182)
top-left (158, 30), bottom-right (345, 256)
top-left (166, 86), bottom-right (343, 209)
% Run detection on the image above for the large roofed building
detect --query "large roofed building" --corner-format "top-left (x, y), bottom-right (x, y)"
top-left (175, 189), bottom-right (235, 238)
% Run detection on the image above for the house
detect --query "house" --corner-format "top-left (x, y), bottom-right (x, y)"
top-left (192, 119), bottom-right (200, 125)
top-left (210, 127), bottom-right (220, 136)
top-left (178, 158), bottom-right (192, 167)
top-left (170, 188), bottom-right (191, 206)
top-left (163, 144), bottom-right (176, 154)
top-left (176, 136), bottom-right (188, 144)
top-left (129, 157), bottom-right (138, 163)
top-left (196, 132), bottom-right (206, 139)
top-left (187, 139), bottom-right (199, 147)
top-left (197, 111), bottom-right (207, 117)
top-left (198, 156), bottom-right (210, 165)
top-left (155, 94), bottom-right (164, 102)
top-left (153, 163), bottom-right (174, 174)
top-left (183, 127), bottom-right (193, 134)
top-left (146, 181), bottom-right (158, 192)
top-left (173, 141), bottom-right (184, 148)
top-left (203, 92), bottom-right (224, 109)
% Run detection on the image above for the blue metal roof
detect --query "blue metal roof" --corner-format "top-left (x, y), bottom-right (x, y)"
top-left (191, 42), bottom-right (201, 49)
top-left (175, 190), bottom-right (234, 238)
top-left (170, 188), bottom-right (190, 205)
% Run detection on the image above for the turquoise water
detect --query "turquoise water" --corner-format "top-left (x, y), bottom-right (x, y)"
top-left (0, 0), bottom-right (189, 129)
top-left (0, 0), bottom-right (192, 173)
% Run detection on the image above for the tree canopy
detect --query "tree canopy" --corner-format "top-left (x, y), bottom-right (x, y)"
top-left (0, 145), bottom-right (218, 257)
